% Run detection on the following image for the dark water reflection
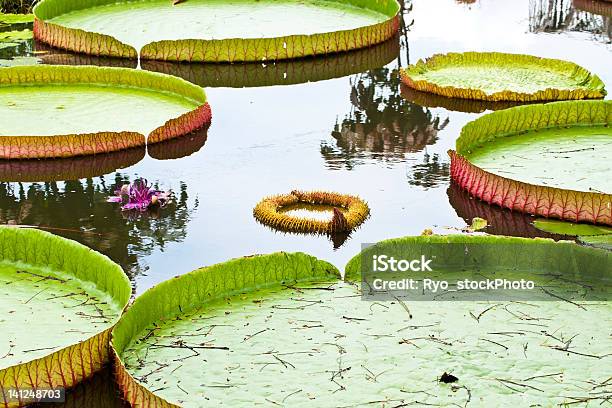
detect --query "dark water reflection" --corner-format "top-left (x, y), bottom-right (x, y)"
top-left (321, 68), bottom-right (449, 169)
top-left (447, 182), bottom-right (563, 239)
top-left (0, 178), bottom-right (198, 282)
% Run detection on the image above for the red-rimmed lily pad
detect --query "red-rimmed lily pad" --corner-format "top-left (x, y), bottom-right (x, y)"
top-left (450, 100), bottom-right (611, 225)
top-left (0, 125), bottom-right (209, 182)
top-left (0, 227), bottom-right (130, 408)
top-left (0, 65), bottom-right (211, 159)
top-left (33, 0), bottom-right (400, 62)
top-left (400, 52), bottom-right (606, 102)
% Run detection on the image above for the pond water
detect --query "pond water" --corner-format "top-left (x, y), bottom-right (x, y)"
top-left (1, 0), bottom-right (611, 405)
top-left (0, 0), bottom-right (610, 297)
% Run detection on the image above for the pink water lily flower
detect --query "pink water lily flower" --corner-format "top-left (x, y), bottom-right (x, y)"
top-left (107, 178), bottom-right (171, 212)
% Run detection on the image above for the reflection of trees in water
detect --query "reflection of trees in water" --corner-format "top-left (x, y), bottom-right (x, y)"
top-left (0, 177), bottom-right (197, 282)
top-left (321, 0), bottom-right (450, 185)
top-left (529, 0), bottom-right (611, 42)
top-left (321, 67), bottom-right (449, 170)
top-left (406, 153), bottom-right (450, 189)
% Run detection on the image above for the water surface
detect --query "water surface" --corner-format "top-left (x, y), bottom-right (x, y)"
top-left (0, 0), bottom-right (610, 293)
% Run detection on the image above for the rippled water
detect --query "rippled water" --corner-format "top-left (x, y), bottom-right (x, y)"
top-left (2, 0), bottom-right (611, 405)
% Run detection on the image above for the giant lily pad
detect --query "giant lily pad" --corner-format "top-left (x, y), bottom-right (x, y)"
top-left (111, 252), bottom-right (339, 407)
top-left (35, 35), bottom-right (399, 88)
top-left (0, 65), bottom-right (211, 159)
top-left (0, 227), bottom-right (131, 408)
top-left (35, 35), bottom-right (398, 87)
top-left (0, 125), bottom-right (209, 182)
top-left (33, 0), bottom-right (400, 62)
top-left (400, 52), bottom-right (606, 102)
top-left (111, 237), bottom-right (610, 406)
top-left (0, 15), bottom-right (35, 24)
top-left (450, 100), bottom-right (611, 225)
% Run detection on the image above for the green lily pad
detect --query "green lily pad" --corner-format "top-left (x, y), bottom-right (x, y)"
top-left (0, 14), bottom-right (34, 24)
top-left (533, 219), bottom-right (612, 251)
top-left (400, 52), bottom-right (606, 102)
top-left (0, 227), bottom-right (131, 407)
top-left (0, 65), bottom-right (210, 159)
top-left (468, 217), bottom-right (487, 231)
top-left (533, 219), bottom-right (612, 236)
top-left (467, 125), bottom-right (610, 193)
top-left (34, 0), bottom-right (400, 61)
top-left (579, 234), bottom-right (612, 251)
top-left (112, 237), bottom-right (611, 407)
top-left (451, 100), bottom-right (612, 225)
top-left (0, 29), bottom-right (32, 41)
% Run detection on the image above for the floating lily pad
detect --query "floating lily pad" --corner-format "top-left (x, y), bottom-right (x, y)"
top-left (0, 30), bottom-right (32, 41)
top-left (111, 252), bottom-right (339, 407)
top-left (0, 227), bottom-right (130, 408)
top-left (33, 0), bottom-right (400, 62)
top-left (533, 219), bottom-right (612, 251)
top-left (111, 237), bottom-right (611, 407)
top-left (579, 234), bottom-right (612, 251)
top-left (400, 52), bottom-right (606, 102)
top-left (0, 125), bottom-right (209, 182)
top-left (534, 219), bottom-right (612, 236)
top-left (450, 100), bottom-right (611, 225)
top-left (0, 14), bottom-right (35, 24)
top-left (0, 65), bottom-right (211, 159)
top-left (36, 35), bottom-right (399, 88)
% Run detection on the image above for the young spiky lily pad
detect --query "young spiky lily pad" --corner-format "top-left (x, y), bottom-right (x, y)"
top-left (450, 100), bottom-right (611, 225)
top-left (253, 190), bottom-right (370, 235)
top-left (0, 227), bottom-right (131, 408)
top-left (111, 236), bottom-right (610, 407)
top-left (33, 0), bottom-right (400, 62)
top-left (400, 52), bottom-right (606, 102)
top-left (0, 65), bottom-right (211, 159)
